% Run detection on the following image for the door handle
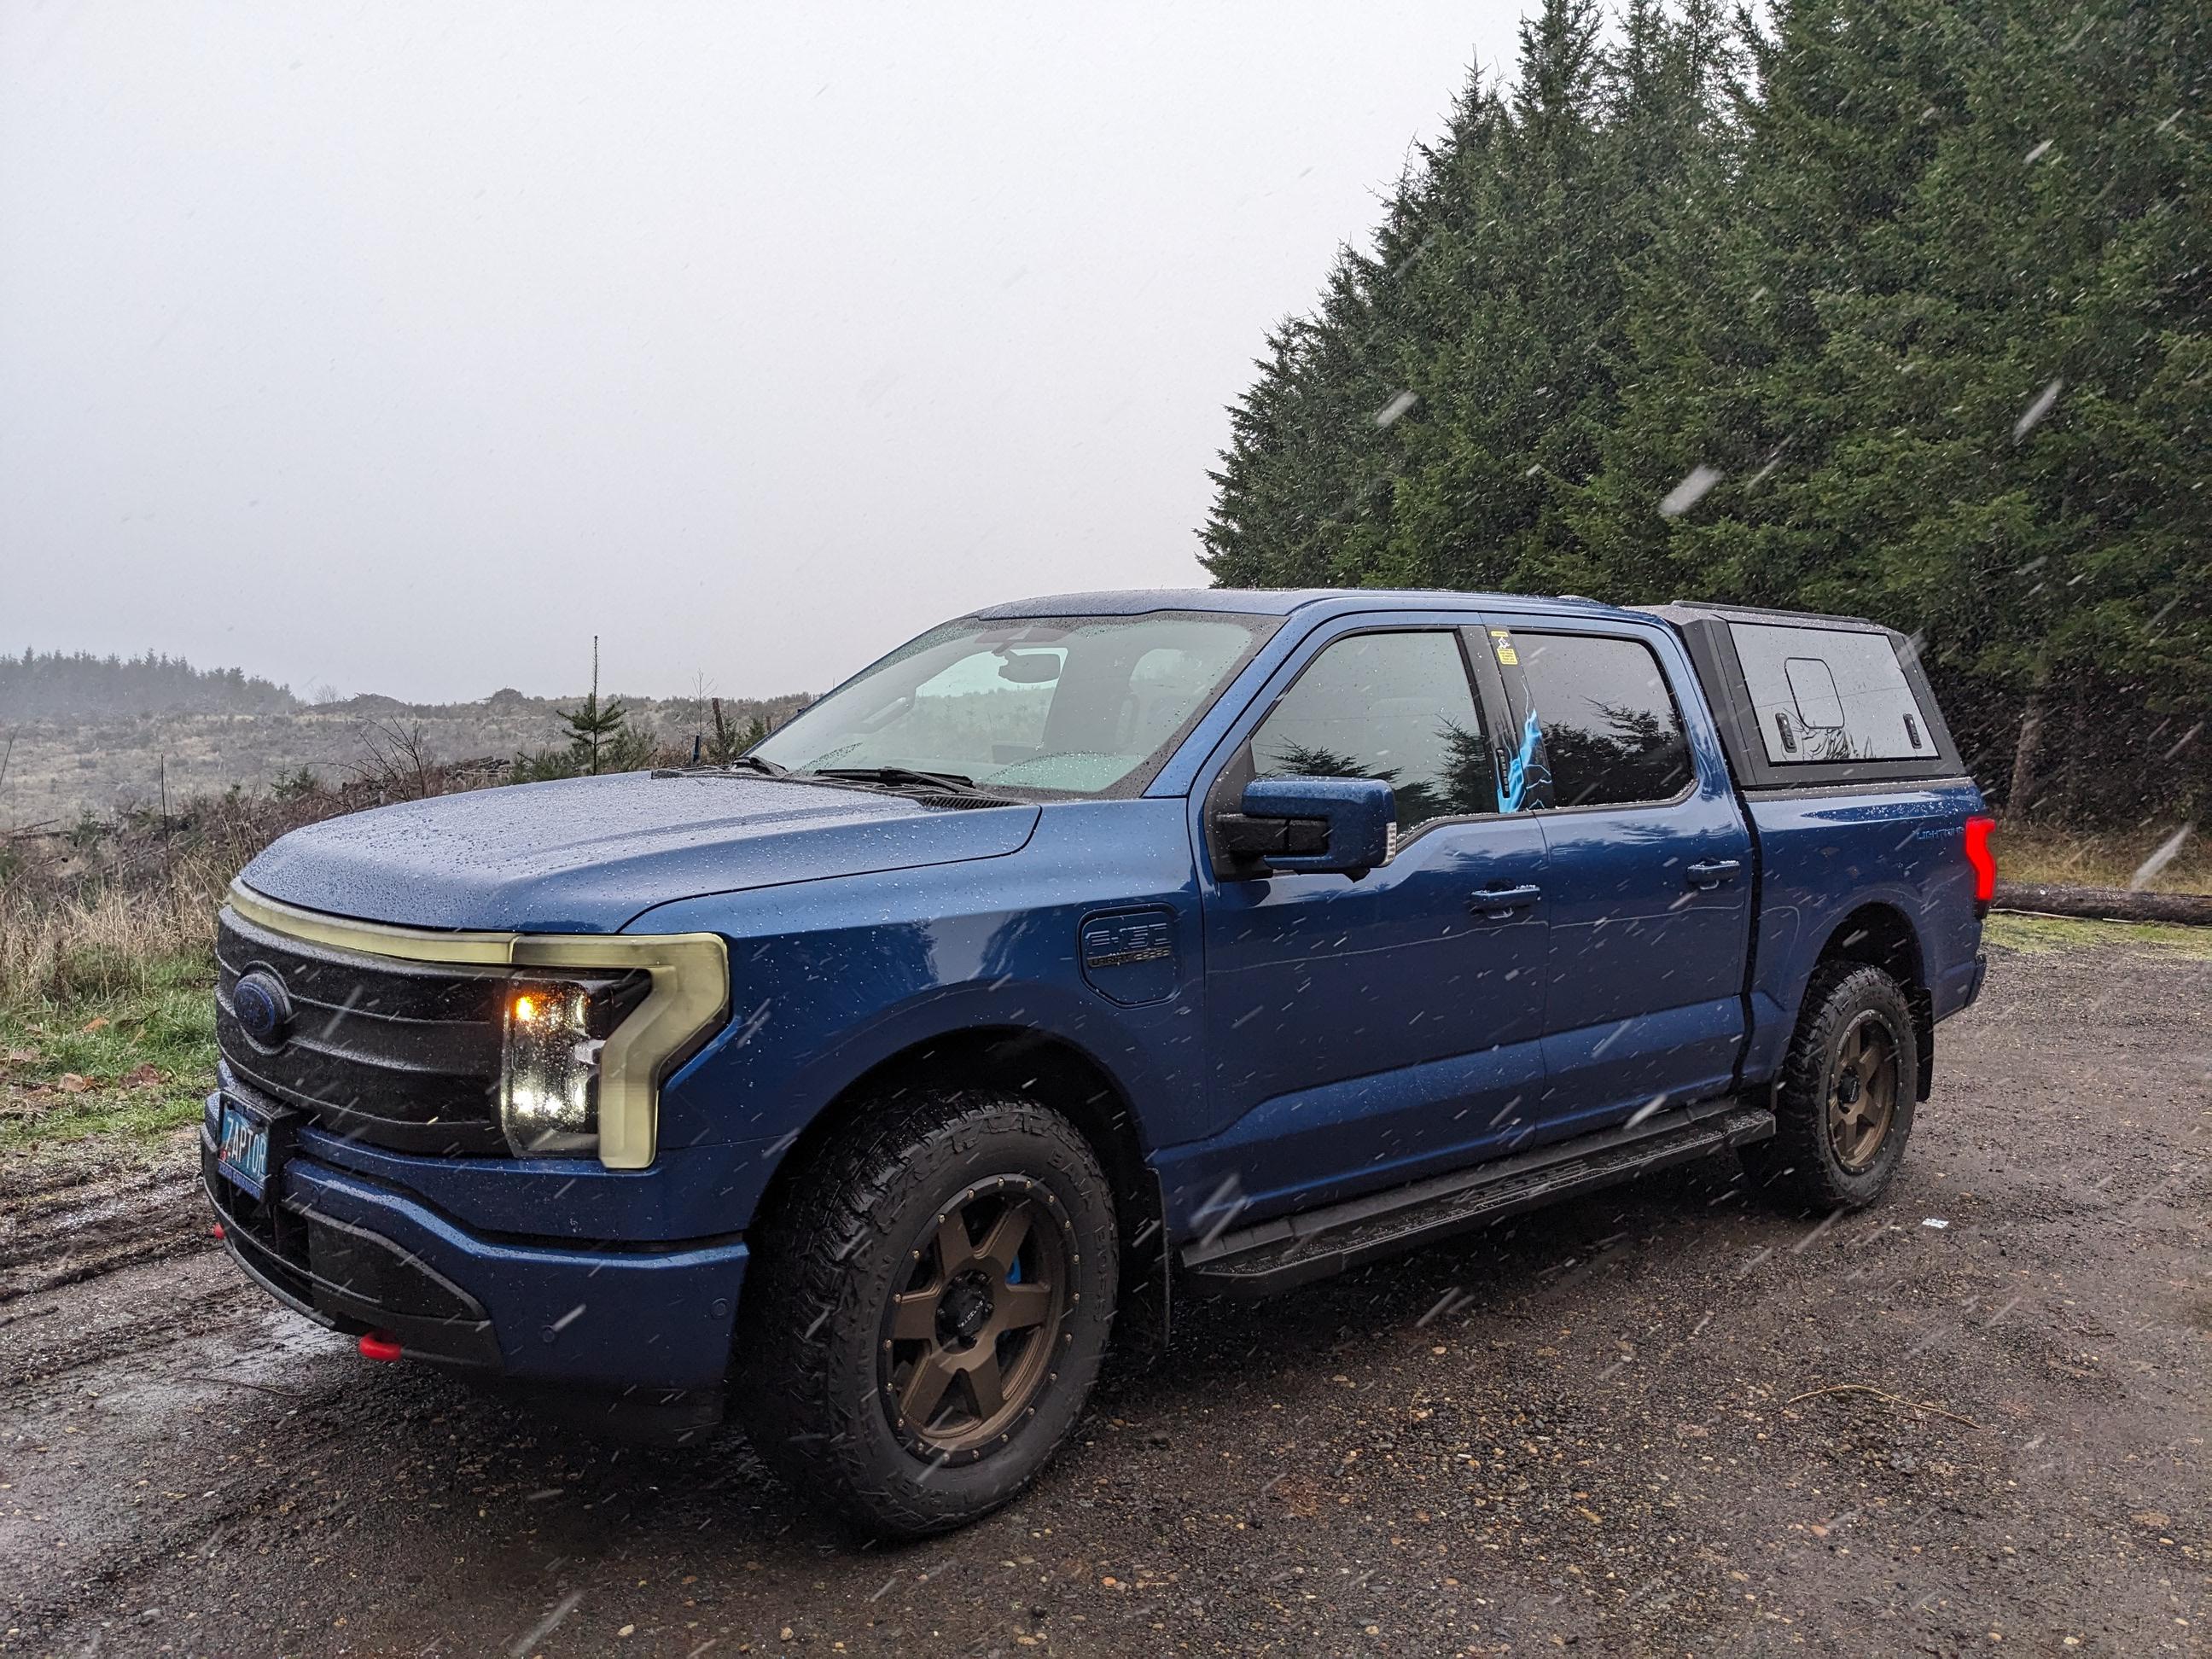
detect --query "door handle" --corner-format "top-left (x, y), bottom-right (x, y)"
top-left (1469, 882), bottom-right (1542, 917)
top-left (1685, 859), bottom-right (1743, 890)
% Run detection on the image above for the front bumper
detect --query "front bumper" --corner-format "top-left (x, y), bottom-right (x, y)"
top-left (201, 1119), bottom-right (748, 1395)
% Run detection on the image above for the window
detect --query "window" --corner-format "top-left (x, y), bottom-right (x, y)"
top-left (1249, 631), bottom-right (1493, 831)
top-left (754, 612), bottom-right (1270, 795)
top-left (1731, 623), bottom-right (1932, 764)
top-left (1783, 658), bottom-right (1846, 729)
top-left (1513, 632), bottom-right (1693, 808)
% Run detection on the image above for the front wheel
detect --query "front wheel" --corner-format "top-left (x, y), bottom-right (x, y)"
top-left (1743, 962), bottom-right (1920, 1212)
top-left (735, 1091), bottom-right (1118, 1538)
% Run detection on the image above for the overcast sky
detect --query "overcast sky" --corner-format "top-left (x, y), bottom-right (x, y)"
top-left (3, 3), bottom-right (1524, 703)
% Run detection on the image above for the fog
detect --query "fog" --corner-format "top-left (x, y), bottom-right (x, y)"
top-left (1, 2), bottom-right (1520, 703)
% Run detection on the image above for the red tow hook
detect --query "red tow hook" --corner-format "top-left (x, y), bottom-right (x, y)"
top-left (358, 1330), bottom-right (404, 1363)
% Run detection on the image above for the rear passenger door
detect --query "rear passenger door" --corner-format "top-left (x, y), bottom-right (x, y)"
top-left (1478, 618), bottom-right (1755, 1134)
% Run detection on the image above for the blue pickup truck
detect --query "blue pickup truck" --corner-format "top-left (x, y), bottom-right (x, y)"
top-left (206, 589), bottom-right (1994, 1534)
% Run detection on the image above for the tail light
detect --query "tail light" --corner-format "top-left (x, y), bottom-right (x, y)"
top-left (1964, 814), bottom-right (1997, 913)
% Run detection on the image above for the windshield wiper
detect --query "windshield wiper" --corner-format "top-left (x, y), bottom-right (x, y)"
top-left (654, 755), bottom-right (789, 778)
top-left (807, 765), bottom-right (985, 795)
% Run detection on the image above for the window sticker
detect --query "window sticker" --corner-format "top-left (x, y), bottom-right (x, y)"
top-left (1488, 626), bottom-right (1520, 667)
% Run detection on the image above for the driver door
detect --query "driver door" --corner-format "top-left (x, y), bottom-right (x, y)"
top-left (1176, 623), bottom-right (1551, 1231)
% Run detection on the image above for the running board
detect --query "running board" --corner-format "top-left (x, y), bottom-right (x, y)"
top-left (1179, 1102), bottom-right (1775, 1299)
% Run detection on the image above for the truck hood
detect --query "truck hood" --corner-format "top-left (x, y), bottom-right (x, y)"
top-left (238, 773), bottom-right (1041, 934)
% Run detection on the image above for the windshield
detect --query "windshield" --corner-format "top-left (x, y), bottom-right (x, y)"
top-left (753, 611), bottom-right (1274, 796)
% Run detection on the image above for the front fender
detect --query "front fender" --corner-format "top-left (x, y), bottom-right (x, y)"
top-left (634, 800), bottom-right (1206, 1228)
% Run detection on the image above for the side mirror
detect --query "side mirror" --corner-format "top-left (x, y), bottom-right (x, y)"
top-left (1215, 776), bottom-right (1393, 879)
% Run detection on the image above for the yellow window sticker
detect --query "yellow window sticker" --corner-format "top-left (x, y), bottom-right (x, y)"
top-left (1488, 627), bottom-right (1519, 667)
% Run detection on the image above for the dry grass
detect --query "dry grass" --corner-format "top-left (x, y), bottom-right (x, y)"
top-left (0, 757), bottom-right (513, 1006)
top-left (0, 860), bottom-right (230, 1162)
top-left (0, 770), bottom-right (494, 1161)
top-left (0, 861), bottom-right (223, 1006)
top-left (1983, 910), bottom-right (2212, 959)
top-left (1995, 820), bottom-right (2210, 894)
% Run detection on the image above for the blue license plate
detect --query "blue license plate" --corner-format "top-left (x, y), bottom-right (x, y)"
top-left (218, 1101), bottom-right (271, 1197)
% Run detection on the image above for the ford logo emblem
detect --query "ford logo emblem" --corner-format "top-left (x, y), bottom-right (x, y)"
top-left (233, 969), bottom-right (294, 1049)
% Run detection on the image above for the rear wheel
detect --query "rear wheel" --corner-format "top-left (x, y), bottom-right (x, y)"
top-left (1743, 962), bottom-right (1919, 1212)
top-left (736, 1091), bottom-right (1118, 1538)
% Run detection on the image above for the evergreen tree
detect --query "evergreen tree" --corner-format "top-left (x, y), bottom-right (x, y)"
top-left (558, 689), bottom-right (634, 775)
top-left (1201, 0), bottom-right (2209, 825)
top-left (550, 637), bottom-right (654, 776)
top-left (0, 649), bottom-right (295, 719)
top-left (704, 697), bottom-right (771, 765)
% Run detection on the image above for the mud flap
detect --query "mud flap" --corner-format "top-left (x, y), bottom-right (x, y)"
top-left (1114, 1170), bottom-right (1174, 1358)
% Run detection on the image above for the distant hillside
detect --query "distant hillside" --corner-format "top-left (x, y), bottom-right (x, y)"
top-left (0, 687), bottom-right (812, 829)
top-left (0, 650), bottom-right (297, 720)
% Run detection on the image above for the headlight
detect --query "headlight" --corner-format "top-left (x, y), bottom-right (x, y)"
top-left (498, 975), bottom-right (648, 1156)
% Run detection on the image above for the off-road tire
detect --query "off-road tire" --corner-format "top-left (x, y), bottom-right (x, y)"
top-left (1742, 962), bottom-right (1919, 1213)
top-left (735, 1090), bottom-right (1118, 1538)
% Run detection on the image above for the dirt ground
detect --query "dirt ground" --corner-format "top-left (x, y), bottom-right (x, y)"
top-left (3, 937), bottom-right (2207, 1657)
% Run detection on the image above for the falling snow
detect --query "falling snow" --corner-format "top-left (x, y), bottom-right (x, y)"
top-left (2128, 824), bottom-right (2193, 890)
top-left (2013, 377), bottom-right (2064, 439)
top-left (1657, 465), bottom-right (1723, 517)
top-left (1372, 390), bottom-right (1418, 428)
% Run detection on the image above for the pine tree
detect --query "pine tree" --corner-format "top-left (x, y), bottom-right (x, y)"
top-left (559, 688), bottom-right (628, 775)
top-left (704, 697), bottom-right (770, 765)
top-left (1202, 0), bottom-right (2209, 825)
top-left (554, 637), bottom-right (654, 775)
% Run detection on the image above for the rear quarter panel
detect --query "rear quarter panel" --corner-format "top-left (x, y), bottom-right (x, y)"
top-left (1741, 779), bottom-right (1988, 1086)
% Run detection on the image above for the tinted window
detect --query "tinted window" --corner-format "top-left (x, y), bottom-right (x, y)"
top-left (1732, 622), bottom-right (1933, 763)
top-left (1513, 632), bottom-right (1692, 807)
top-left (1249, 631), bottom-right (1493, 830)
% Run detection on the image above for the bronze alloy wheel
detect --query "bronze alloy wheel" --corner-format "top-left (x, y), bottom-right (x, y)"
top-left (881, 1174), bottom-right (1076, 1464)
top-left (1743, 962), bottom-right (1918, 1214)
top-left (1827, 1009), bottom-right (1901, 1173)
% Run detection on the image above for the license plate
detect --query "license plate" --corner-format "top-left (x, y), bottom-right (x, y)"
top-left (218, 1101), bottom-right (271, 1197)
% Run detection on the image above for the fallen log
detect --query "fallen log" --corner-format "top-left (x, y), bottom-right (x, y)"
top-left (1994, 882), bottom-right (2212, 927)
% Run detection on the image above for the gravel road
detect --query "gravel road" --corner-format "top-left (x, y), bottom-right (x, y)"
top-left (4, 937), bottom-right (2208, 1656)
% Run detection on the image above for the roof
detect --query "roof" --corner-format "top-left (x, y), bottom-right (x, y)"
top-left (969, 587), bottom-right (1632, 621)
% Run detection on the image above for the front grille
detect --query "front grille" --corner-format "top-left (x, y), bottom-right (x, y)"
top-left (217, 906), bottom-right (514, 1155)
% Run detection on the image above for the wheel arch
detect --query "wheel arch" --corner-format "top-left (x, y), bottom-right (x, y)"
top-left (746, 1025), bottom-right (1167, 1324)
top-left (1810, 901), bottom-right (1935, 1100)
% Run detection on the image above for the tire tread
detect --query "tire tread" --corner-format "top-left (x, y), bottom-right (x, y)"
top-left (1743, 961), bottom-right (1918, 1212)
top-left (736, 1090), bottom-right (1113, 1536)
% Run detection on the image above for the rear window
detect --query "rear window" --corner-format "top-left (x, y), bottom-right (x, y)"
top-left (1731, 623), bottom-right (1934, 764)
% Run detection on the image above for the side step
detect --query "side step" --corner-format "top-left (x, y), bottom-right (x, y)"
top-left (1179, 1101), bottom-right (1775, 1300)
